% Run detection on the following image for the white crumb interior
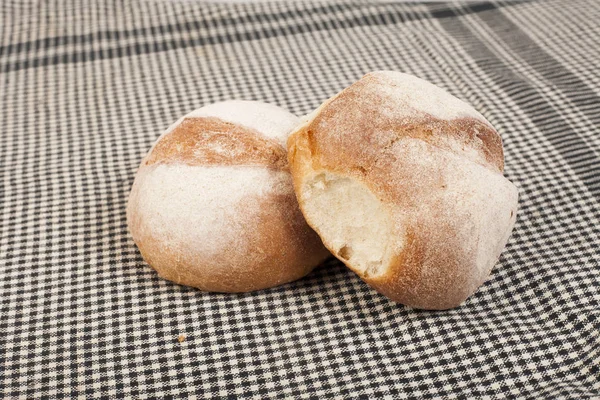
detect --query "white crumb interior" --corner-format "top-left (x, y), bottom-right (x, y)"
top-left (302, 172), bottom-right (392, 277)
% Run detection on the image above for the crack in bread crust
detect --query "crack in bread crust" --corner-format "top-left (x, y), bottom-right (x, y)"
top-left (145, 116), bottom-right (288, 170)
top-left (287, 71), bottom-right (518, 309)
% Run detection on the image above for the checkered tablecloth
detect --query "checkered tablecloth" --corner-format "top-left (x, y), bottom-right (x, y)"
top-left (1, 0), bottom-right (599, 398)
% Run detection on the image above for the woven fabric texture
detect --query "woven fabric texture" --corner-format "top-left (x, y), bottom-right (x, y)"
top-left (1, 0), bottom-right (599, 398)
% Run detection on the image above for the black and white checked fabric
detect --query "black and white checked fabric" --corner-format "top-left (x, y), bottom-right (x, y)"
top-left (1, 0), bottom-right (599, 398)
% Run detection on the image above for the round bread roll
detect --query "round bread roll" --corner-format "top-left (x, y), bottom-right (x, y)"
top-left (287, 71), bottom-right (518, 310)
top-left (127, 100), bottom-right (330, 292)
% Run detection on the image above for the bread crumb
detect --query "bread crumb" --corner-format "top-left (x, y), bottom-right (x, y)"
top-left (177, 335), bottom-right (186, 343)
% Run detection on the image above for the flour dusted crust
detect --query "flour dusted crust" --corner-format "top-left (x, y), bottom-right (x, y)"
top-left (145, 117), bottom-right (288, 169)
top-left (127, 101), bottom-right (330, 292)
top-left (288, 71), bottom-right (518, 309)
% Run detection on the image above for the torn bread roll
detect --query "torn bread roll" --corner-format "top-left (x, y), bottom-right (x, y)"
top-left (127, 101), bottom-right (329, 292)
top-left (287, 71), bottom-right (518, 309)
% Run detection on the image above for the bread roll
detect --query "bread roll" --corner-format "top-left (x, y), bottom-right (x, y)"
top-left (127, 101), bottom-right (329, 292)
top-left (287, 71), bottom-right (518, 309)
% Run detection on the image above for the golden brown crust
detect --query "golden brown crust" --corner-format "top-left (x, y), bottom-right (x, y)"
top-left (128, 108), bottom-right (330, 293)
top-left (305, 77), bottom-right (504, 174)
top-left (287, 72), bottom-right (518, 309)
top-left (366, 221), bottom-right (481, 310)
top-left (145, 117), bottom-right (288, 170)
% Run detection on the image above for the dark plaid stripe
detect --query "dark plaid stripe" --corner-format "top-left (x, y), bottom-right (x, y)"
top-left (0, 2), bottom-right (514, 73)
